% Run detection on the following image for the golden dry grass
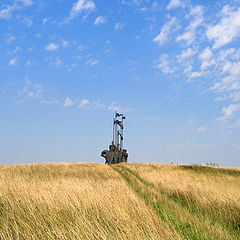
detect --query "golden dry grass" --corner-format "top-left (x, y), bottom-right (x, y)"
top-left (0, 163), bottom-right (179, 240)
top-left (123, 163), bottom-right (240, 239)
top-left (1, 163), bottom-right (239, 239)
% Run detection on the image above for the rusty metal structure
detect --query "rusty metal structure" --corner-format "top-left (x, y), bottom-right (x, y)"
top-left (101, 111), bottom-right (128, 164)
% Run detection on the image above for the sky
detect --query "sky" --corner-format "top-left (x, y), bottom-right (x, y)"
top-left (1, 0), bottom-right (240, 167)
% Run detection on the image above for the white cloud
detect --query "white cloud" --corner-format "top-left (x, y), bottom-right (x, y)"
top-left (55, 58), bottom-right (62, 67)
top-left (152, 4), bottom-right (240, 123)
top-left (153, 17), bottom-right (176, 46)
top-left (219, 61), bottom-right (240, 76)
top-left (197, 127), bottom-right (206, 132)
top-left (18, 0), bottom-right (33, 6)
top-left (45, 43), bottom-right (59, 51)
top-left (86, 59), bottom-right (98, 66)
top-left (176, 31), bottom-right (194, 45)
top-left (70, 0), bottom-right (95, 19)
top-left (24, 77), bottom-right (31, 85)
top-left (208, 47), bottom-right (240, 102)
top-left (199, 47), bottom-right (212, 60)
top-left (154, 54), bottom-right (176, 74)
top-left (0, 1), bottom-right (32, 20)
top-left (42, 18), bottom-right (50, 24)
top-left (140, 7), bottom-right (147, 11)
top-left (183, 64), bottom-right (192, 74)
top-left (28, 85), bottom-right (43, 98)
top-left (94, 16), bottom-right (106, 25)
top-left (26, 60), bottom-right (31, 66)
top-left (64, 97), bottom-right (74, 107)
top-left (62, 40), bottom-right (68, 47)
top-left (211, 75), bottom-right (236, 92)
top-left (198, 47), bottom-right (215, 70)
top-left (176, 5), bottom-right (204, 45)
top-left (20, 79), bottom-right (44, 99)
top-left (151, 1), bottom-right (159, 10)
top-left (178, 48), bottom-right (196, 62)
top-left (189, 71), bottom-right (202, 78)
top-left (206, 6), bottom-right (240, 49)
top-left (6, 36), bottom-right (16, 43)
top-left (78, 99), bottom-right (90, 108)
top-left (217, 48), bottom-right (235, 61)
top-left (0, 6), bottom-right (13, 19)
top-left (220, 103), bottom-right (240, 119)
top-left (229, 92), bottom-right (240, 102)
top-left (9, 58), bottom-right (17, 66)
top-left (40, 99), bottom-right (59, 104)
top-left (200, 59), bottom-right (215, 70)
top-left (167, 0), bottom-right (185, 10)
top-left (20, 15), bottom-right (33, 26)
top-left (107, 102), bottom-right (132, 112)
top-left (114, 22), bottom-right (125, 30)
top-left (92, 99), bottom-right (106, 109)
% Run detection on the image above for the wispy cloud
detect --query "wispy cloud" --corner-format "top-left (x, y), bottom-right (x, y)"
top-left (75, 99), bottom-right (131, 112)
top-left (176, 5), bottom-right (204, 45)
top-left (17, 15), bottom-right (33, 26)
top-left (198, 127), bottom-right (207, 132)
top-left (27, 85), bottom-right (43, 98)
top-left (167, 0), bottom-right (185, 10)
top-left (55, 58), bottom-right (62, 67)
top-left (64, 97), bottom-right (74, 107)
top-left (69, 0), bottom-right (95, 20)
top-left (114, 22), bottom-right (125, 30)
top-left (199, 47), bottom-right (212, 60)
top-left (94, 16), bottom-right (106, 25)
top-left (40, 99), bottom-right (59, 104)
top-left (206, 6), bottom-right (240, 49)
top-left (177, 48), bottom-right (196, 64)
top-left (18, 0), bottom-right (33, 7)
top-left (189, 71), bottom-right (202, 78)
top-left (86, 58), bottom-right (98, 66)
top-left (153, 17), bottom-right (177, 46)
top-left (107, 102), bottom-right (132, 112)
top-left (45, 43), bottom-right (59, 51)
top-left (9, 58), bottom-right (17, 66)
top-left (0, 0), bottom-right (32, 20)
top-left (0, 5), bottom-right (15, 19)
top-left (42, 17), bottom-right (50, 24)
top-left (6, 36), bottom-right (16, 43)
top-left (92, 99), bottom-right (106, 109)
top-left (78, 99), bottom-right (90, 108)
top-left (220, 103), bottom-right (240, 120)
top-left (20, 78), bottom-right (44, 99)
top-left (154, 54), bottom-right (176, 73)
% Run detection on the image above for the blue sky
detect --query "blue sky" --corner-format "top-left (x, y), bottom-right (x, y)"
top-left (1, 0), bottom-right (240, 167)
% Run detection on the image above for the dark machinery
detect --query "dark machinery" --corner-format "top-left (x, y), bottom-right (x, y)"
top-left (101, 111), bottom-right (128, 164)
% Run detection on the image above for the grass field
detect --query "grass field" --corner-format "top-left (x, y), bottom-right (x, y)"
top-left (0, 163), bottom-right (239, 239)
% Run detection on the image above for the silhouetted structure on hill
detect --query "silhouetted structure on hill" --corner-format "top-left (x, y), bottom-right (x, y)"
top-left (101, 112), bottom-right (128, 164)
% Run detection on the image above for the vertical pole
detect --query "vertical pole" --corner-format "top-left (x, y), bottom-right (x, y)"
top-left (113, 115), bottom-right (115, 145)
top-left (115, 117), bottom-right (117, 147)
top-left (121, 121), bottom-right (123, 150)
top-left (117, 131), bottom-right (119, 150)
top-left (115, 111), bottom-right (117, 146)
top-left (121, 116), bottom-right (124, 150)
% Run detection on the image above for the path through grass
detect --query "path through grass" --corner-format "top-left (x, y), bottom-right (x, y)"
top-left (112, 164), bottom-right (238, 240)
